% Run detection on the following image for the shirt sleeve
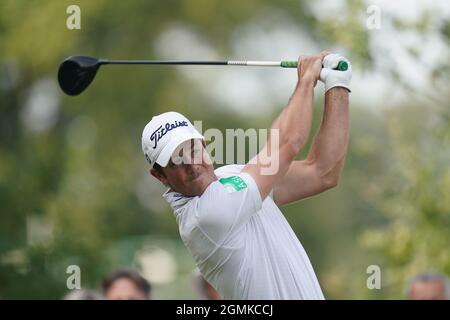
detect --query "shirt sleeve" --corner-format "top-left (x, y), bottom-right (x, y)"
top-left (194, 172), bottom-right (262, 245)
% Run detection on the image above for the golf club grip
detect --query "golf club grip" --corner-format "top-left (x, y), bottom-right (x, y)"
top-left (281, 60), bottom-right (348, 71)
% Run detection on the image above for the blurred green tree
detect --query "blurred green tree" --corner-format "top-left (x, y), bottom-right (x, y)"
top-left (0, 0), bottom-right (448, 299)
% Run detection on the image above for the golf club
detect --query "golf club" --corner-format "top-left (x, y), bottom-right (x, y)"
top-left (57, 55), bottom-right (349, 96)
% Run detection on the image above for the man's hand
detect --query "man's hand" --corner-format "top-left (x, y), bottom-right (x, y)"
top-left (297, 51), bottom-right (329, 87)
top-left (320, 54), bottom-right (352, 92)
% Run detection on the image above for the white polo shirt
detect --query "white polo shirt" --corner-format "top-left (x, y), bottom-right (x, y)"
top-left (163, 164), bottom-right (324, 300)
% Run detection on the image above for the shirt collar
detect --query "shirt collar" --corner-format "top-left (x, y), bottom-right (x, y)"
top-left (162, 188), bottom-right (194, 213)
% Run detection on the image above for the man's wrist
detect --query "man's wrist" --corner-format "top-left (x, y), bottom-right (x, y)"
top-left (296, 77), bottom-right (315, 91)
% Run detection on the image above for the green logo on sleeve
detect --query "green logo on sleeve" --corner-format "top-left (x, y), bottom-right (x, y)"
top-left (219, 176), bottom-right (248, 192)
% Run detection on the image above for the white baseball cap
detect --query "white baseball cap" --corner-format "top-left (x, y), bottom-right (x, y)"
top-left (141, 111), bottom-right (204, 167)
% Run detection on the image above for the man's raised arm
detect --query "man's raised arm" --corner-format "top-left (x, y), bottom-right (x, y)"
top-left (272, 54), bottom-right (352, 206)
top-left (243, 52), bottom-right (328, 200)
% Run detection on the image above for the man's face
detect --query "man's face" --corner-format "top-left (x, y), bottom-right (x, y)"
top-left (151, 139), bottom-right (216, 196)
top-left (408, 280), bottom-right (448, 300)
top-left (104, 278), bottom-right (148, 300)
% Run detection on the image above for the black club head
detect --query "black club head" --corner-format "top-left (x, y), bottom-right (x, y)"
top-left (57, 56), bottom-right (101, 96)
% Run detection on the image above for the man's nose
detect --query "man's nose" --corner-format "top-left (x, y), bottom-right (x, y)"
top-left (183, 162), bottom-right (191, 170)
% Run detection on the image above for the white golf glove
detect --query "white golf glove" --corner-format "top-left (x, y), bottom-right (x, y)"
top-left (320, 54), bottom-right (352, 92)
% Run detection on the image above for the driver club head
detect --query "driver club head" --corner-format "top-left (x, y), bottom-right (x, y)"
top-left (57, 56), bottom-right (101, 96)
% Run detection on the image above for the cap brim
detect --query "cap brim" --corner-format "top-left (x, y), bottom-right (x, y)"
top-left (155, 132), bottom-right (204, 167)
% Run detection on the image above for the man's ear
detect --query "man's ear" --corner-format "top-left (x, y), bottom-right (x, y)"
top-left (150, 168), bottom-right (168, 186)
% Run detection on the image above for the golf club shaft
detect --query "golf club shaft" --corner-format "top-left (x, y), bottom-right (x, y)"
top-left (100, 59), bottom-right (348, 70)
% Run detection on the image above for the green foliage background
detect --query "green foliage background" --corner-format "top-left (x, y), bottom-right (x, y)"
top-left (0, 0), bottom-right (448, 299)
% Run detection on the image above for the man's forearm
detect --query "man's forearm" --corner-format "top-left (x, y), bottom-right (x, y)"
top-left (306, 88), bottom-right (349, 183)
top-left (270, 80), bottom-right (315, 157)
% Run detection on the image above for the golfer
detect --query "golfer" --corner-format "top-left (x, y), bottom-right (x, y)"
top-left (141, 52), bottom-right (351, 299)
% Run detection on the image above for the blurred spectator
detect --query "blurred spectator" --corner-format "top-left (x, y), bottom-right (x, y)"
top-left (102, 269), bottom-right (152, 300)
top-left (406, 272), bottom-right (450, 300)
top-left (63, 289), bottom-right (104, 300)
top-left (193, 270), bottom-right (221, 300)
